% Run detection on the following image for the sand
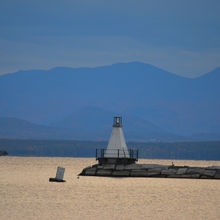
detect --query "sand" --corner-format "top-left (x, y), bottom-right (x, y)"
top-left (0, 157), bottom-right (220, 220)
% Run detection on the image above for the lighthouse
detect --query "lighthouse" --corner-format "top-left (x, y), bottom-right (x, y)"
top-left (104, 116), bottom-right (129, 158)
top-left (96, 116), bottom-right (138, 165)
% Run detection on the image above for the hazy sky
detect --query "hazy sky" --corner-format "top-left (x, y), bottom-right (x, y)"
top-left (1, 0), bottom-right (220, 77)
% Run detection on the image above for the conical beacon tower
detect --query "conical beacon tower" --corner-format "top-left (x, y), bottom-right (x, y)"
top-left (105, 116), bottom-right (129, 158)
top-left (97, 116), bottom-right (138, 165)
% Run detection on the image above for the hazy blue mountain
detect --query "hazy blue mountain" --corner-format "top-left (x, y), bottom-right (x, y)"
top-left (187, 132), bottom-right (220, 141)
top-left (52, 106), bottom-right (164, 132)
top-left (0, 62), bottom-right (219, 138)
top-left (0, 117), bottom-right (104, 140)
top-left (0, 116), bottom-right (183, 141)
top-left (0, 117), bottom-right (74, 140)
top-left (52, 106), bottom-right (182, 141)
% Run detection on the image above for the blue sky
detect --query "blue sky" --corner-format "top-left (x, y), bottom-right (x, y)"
top-left (0, 0), bottom-right (220, 77)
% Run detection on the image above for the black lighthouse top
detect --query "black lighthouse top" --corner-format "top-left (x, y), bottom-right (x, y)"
top-left (113, 116), bottom-right (122, 128)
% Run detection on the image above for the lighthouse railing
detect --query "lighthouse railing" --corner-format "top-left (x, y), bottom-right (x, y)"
top-left (96, 148), bottom-right (138, 161)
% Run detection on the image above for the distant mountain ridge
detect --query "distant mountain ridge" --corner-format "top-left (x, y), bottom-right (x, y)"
top-left (0, 117), bottom-right (74, 140)
top-left (0, 115), bottom-right (185, 141)
top-left (0, 62), bottom-right (219, 140)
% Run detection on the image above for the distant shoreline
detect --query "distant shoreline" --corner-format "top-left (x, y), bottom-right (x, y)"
top-left (3, 155), bottom-right (220, 162)
top-left (1, 138), bottom-right (220, 161)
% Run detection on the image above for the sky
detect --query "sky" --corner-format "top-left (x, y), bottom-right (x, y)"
top-left (0, 0), bottom-right (220, 77)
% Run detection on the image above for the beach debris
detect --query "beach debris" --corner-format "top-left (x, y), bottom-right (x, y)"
top-left (49, 166), bottom-right (66, 182)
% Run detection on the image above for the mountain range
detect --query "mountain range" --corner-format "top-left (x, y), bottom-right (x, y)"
top-left (0, 62), bottom-right (219, 141)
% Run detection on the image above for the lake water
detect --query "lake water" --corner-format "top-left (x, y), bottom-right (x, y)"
top-left (0, 157), bottom-right (220, 220)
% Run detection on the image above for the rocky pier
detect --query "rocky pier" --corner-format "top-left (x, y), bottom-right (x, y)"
top-left (79, 163), bottom-right (220, 179)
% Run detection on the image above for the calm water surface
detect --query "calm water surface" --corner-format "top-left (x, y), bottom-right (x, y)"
top-left (0, 157), bottom-right (220, 220)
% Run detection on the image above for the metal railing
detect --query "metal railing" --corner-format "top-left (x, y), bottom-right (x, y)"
top-left (96, 148), bottom-right (138, 161)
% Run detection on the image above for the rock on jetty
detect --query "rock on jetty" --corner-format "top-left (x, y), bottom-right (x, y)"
top-left (79, 163), bottom-right (220, 180)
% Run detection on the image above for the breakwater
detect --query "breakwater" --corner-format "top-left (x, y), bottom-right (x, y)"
top-left (79, 163), bottom-right (220, 179)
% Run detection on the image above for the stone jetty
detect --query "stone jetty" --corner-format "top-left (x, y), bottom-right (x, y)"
top-left (79, 163), bottom-right (220, 179)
